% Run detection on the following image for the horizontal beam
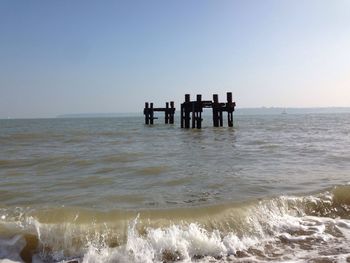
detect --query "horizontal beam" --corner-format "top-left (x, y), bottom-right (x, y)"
top-left (152, 108), bottom-right (175, 112)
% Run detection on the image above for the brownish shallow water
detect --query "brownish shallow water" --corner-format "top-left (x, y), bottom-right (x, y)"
top-left (0, 114), bottom-right (350, 262)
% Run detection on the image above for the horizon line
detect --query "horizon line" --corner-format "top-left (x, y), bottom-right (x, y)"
top-left (1, 106), bottom-right (350, 120)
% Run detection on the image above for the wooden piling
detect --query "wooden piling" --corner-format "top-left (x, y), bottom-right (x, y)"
top-left (212, 94), bottom-right (219, 127)
top-left (227, 92), bottom-right (233, 127)
top-left (144, 102), bottom-right (149, 125)
top-left (150, 103), bottom-right (154, 125)
top-left (219, 111), bottom-right (223, 127)
top-left (170, 101), bottom-right (175, 124)
top-left (180, 103), bottom-right (184, 128)
top-left (184, 94), bottom-right (191, 128)
top-left (165, 102), bottom-right (169, 124)
top-left (196, 94), bottom-right (202, 129)
top-left (191, 102), bottom-right (195, 128)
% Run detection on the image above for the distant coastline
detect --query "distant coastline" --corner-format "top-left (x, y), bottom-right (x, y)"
top-left (56, 107), bottom-right (350, 118)
top-left (2, 107), bottom-right (350, 120)
top-left (235, 107), bottom-right (350, 115)
top-left (56, 112), bottom-right (140, 118)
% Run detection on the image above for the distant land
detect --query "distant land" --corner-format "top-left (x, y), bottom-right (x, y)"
top-left (56, 107), bottom-right (350, 118)
top-left (235, 107), bottom-right (350, 115)
top-left (56, 112), bottom-right (140, 118)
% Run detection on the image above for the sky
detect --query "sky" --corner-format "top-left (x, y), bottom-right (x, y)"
top-left (0, 0), bottom-right (350, 118)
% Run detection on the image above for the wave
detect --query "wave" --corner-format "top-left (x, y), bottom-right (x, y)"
top-left (0, 185), bottom-right (350, 262)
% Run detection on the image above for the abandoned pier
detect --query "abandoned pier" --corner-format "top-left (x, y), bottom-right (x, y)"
top-left (144, 92), bottom-right (236, 129)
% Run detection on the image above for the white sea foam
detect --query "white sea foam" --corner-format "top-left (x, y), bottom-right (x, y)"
top-left (1, 191), bottom-right (350, 262)
top-left (78, 200), bottom-right (350, 263)
top-left (81, 219), bottom-right (261, 263)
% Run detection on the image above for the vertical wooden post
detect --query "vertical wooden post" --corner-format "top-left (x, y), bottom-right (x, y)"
top-left (144, 102), bottom-right (149, 125)
top-left (219, 111), bottom-right (223, 127)
top-left (227, 92), bottom-right (233, 127)
top-left (196, 94), bottom-right (202, 129)
top-left (170, 101), bottom-right (175, 124)
top-left (165, 102), bottom-right (169, 124)
top-left (181, 103), bottom-right (184, 128)
top-left (191, 102), bottom-right (196, 129)
top-left (227, 92), bottom-right (232, 103)
top-left (212, 94), bottom-right (219, 127)
top-left (184, 94), bottom-right (191, 128)
top-left (150, 103), bottom-right (154, 125)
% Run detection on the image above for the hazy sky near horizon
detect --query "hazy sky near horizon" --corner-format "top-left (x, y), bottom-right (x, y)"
top-left (1, 0), bottom-right (350, 118)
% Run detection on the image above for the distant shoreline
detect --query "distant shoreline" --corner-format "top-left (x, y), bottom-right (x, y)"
top-left (56, 107), bottom-right (350, 118)
top-left (234, 107), bottom-right (350, 115)
top-left (1, 107), bottom-right (350, 120)
top-left (56, 112), bottom-right (140, 118)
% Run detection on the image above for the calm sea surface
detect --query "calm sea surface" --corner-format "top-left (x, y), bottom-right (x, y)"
top-left (0, 114), bottom-right (350, 262)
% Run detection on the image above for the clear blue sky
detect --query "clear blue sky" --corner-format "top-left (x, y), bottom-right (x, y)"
top-left (1, 0), bottom-right (349, 118)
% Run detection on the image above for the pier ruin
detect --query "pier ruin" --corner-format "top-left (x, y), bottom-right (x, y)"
top-left (144, 92), bottom-right (236, 129)
top-left (143, 101), bottom-right (175, 125)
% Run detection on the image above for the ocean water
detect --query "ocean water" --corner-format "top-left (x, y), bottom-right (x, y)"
top-left (0, 113), bottom-right (349, 263)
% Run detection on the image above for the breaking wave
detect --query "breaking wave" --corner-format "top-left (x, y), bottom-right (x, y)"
top-left (1, 185), bottom-right (350, 263)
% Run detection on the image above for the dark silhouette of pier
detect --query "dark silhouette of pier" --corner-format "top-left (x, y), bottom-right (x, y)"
top-left (144, 92), bottom-right (236, 128)
top-left (143, 101), bottom-right (175, 125)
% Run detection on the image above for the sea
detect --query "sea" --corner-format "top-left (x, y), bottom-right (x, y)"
top-left (0, 113), bottom-right (349, 263)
